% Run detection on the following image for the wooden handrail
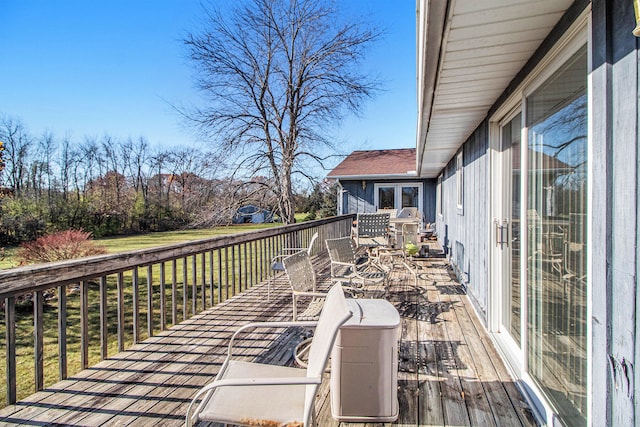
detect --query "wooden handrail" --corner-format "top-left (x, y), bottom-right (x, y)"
top-left (0, 214), bottom-right (355, 406)
top-left (0, 215), bottom-right (354, 298)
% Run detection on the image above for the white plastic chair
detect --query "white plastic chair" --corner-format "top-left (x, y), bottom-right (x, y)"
top-left (325, 236), bottom-right (387, 290)
top-left (282, 249), bottom-right (327, 321)
top-left (269, 232), bottom-right (319, 300)
top-left (185, 283), bottom-right (352, 427)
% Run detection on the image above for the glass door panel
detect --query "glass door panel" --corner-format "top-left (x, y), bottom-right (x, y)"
top-left (526, 46), bottom-right (587, 426)
top-left (401, 186), bottom-right (419, 208)
top-left (378, 187), bottom-right (395, 209)
top-left (500, 113), bottom-right (522, 346)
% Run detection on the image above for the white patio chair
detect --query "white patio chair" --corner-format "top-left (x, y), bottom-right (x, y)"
top-left (377, 222), bottom-right (420, 288)
top-left (269, 232), bottom-right (319, 300)
top-left (354, 212), bottom-right (391, 248)
top-left (281, 249), bottom-right (328, 322)
top-left (185, 283), bottom-right (352, 427)
top-left (325, 236), bottom-right (387, 291)
top-left (282, 250), bottom-right (358, 367)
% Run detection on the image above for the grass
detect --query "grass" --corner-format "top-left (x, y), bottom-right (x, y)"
top-left (0, 220), bottom-right (306, 407)
top-left (0, 223), bottom-right (280, 270)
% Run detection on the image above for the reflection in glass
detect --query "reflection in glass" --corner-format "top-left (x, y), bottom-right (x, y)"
top-left (526, 47), bottom-right (587, 426)
top-left (378, 187), bottom-right (395, 209)
top-left (401, 186), bottom-right (419, 208)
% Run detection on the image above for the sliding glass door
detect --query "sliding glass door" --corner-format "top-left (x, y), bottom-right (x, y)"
top-left (526, 46), bottom-right (588, 426)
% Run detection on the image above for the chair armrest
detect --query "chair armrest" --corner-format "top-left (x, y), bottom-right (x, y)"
top-left (227, 321), bottom-right (318, 357)
top-left (292, 291), bottom-right (327, 298)
top-left (330, 260), bottom-right (355, 268)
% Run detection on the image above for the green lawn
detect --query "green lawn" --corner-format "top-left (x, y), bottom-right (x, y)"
top-left (0, 223), bottom-right (283, 270)
top-left (0, 217), bottom-right (314, 406)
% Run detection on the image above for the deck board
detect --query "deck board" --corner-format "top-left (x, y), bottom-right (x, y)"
top-left (0, 249), bottom-right (537, 427)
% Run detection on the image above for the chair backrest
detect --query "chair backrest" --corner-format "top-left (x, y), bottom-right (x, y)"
top-left (282, 250), bottom-right (316, 293)
top-left (303, 284), bottom-right (352, 423)
top-left (397, 207), bottom-right (418, 218)
top-left (325, 236), bottom-right (356, 265)
top-left (356, 213), bottom-right (390, 238)
top-left (355, 213), bottom-right (390, 247)
top-left (306, 232), bottom-right (319, 255)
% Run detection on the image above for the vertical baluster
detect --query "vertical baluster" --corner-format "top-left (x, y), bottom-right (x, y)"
top-left (34, 290), bottom-right (44, 391)
top-left (5, 296), bottom-right (16, 404)
top-left (147, 265), bottom-right (153, 338)
top-left (58, 285), bottom-right (67, 379)
top-left (258, 239), bottom-right (263, 283)
top-left (209, 250), bottom-right (214, 307)
top-left (242, 242), bottom-right (252, 290)
top-left (238, 244), bottom-right (243, 293)
top-left (182, 257), bottom-right (188, 320)
top-left (191, 255), bottom-right (197, 315)
top-left (172, 259), bottom-right (178, 325)
top-left (132, 268), bottom-right (140, 344)
top-left (80, 280), bottom-right (89, 369)
top-left (231, 245), bottom-right (236, 297)
top-left (217, 250), bottom-right (223, 303)
top-left (99, 276), bottom-right (108, 360)
top-left (201, 252), bottom-right (206, 311)
top-left (248, 241), bottom-right (253, 288)
top-left (224, 247), bottom-right (229, 300)
top-left (160, 262), bottom-right (166, 331)
top-left (117, 272), bottom-right (125, 352)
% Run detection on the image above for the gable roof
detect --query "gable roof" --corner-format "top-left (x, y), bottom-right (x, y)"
top-left (327, 148), bottom-right (417, 179)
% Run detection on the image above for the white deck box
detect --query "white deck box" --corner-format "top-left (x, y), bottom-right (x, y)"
top-left (330, 298), bottom-right (400, 422)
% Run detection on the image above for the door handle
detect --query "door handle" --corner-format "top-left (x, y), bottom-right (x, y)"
top-left (494, 219), bottom-right (509, 249)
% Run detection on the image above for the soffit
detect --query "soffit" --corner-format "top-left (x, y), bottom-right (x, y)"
top-left (417, 0), bottom-right (574, 178)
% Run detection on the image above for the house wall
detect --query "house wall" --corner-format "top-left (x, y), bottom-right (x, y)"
top-left (338, 179), bottom-right (437, 222)
top-left (433, 0), bottom-right (640, 424)
top-left (436, 122), bottom-right (490, 322)
top-left (591, 0), bottom-right (639, 425)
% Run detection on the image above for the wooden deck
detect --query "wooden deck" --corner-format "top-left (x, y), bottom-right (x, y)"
top-left (0, 251), bottom-right (537, 426)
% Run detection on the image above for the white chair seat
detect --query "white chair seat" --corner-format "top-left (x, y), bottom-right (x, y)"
top-left (199, 360), bottom-right (308, 426)
top-left (296, 297), bottom-right (325, 321)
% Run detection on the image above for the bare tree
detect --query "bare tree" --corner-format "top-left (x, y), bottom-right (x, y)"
top-left (0, 115), bottom-right (32, 196)
top-left (184, 0), bottom-right (380, 223)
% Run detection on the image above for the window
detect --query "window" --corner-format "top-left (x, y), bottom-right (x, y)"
top-left (456, 151), bottom-right (464, 213)
top-left (377, 186), bottom-right (395, 209)
top-left (374, 182), bottom-right (423, 211)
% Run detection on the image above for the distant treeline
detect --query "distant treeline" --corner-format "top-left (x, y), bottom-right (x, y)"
top-left (0, 115), bottom-right (336, 246)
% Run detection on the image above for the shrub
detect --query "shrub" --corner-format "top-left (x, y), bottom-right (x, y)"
top-left (16, 229), bottom-right (108, 265)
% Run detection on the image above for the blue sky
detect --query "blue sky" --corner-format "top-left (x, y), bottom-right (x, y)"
top-left (0, 0), bottom-right (416, 170)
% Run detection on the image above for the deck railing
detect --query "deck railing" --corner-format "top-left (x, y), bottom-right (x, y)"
top-left (0, 215), bottom-right (354, 406)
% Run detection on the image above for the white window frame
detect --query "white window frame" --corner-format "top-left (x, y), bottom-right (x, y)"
top-left (373, 182), bottom-right (423, 211)
top-left (456, 151), bottom-right (464, 214)
top-left (437, 174), bottom-right (443, 217)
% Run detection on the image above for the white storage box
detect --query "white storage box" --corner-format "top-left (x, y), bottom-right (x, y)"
top-left (330, 298), bottom-right (400, 422)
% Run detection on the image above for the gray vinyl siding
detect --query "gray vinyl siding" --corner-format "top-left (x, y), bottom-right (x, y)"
top-left (436, 122), bottom-right (490, 322)
top-left (340, 180), bottom-right (376, 214)
top-left (591, 0), bottom-right (639, 424)
top-left (338, 179), bottom-right (437, 222)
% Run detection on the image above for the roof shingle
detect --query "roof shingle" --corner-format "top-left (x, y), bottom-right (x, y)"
top-left (328, 148), bottom-right (416, 178)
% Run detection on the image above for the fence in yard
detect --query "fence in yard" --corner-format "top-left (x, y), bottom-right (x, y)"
top-left (0, 215), bottom-right (354, 406)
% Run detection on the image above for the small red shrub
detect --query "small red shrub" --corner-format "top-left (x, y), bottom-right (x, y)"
top-left (17, 229), bottom-right (108, 265)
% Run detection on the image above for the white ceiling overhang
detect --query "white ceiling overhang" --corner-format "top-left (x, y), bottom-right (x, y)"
top-left (416, 0), bottom-right (574, 178)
